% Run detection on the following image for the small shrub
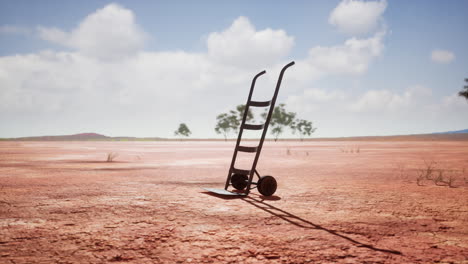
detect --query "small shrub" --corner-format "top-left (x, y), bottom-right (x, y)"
top-left (340, 146), bottom-right (360, 154)
top-left (415, 159), bottom-right (436, 186)
top-left (415, 159), bottom-right (464, 188)
top-left (435, 169), bottom-right (464, 188)
top-left (423, 159), bottom-right (436, 180)
top-left (107, 152), bottom-right (118, 162)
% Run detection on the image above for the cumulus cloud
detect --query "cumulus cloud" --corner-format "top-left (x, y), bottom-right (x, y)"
top-left (286, 88), bottom-right (346, 116)
top-left (0, 2), bottom-right (390, 138)
top-left (329, 0), bottom-right (387, 36)
top-left (286, 85), bottom-right (467, 137)
top-left (0, 25), bottom-right (31, 35)
top-left (288, 88), bottom-right (345, 104)
top-left (1, 5), bottom-right (298, 137)
top-left (38, 3), bottom-right (147, 60)
top-left (286, 85), bottom-right (435, 115)
top-left (286, 86), bottom-right (433, 115)
top-left (350, 85), bottom-right (432, 112)
top-left (431, 49), bottom-right (455, 64)
top-left (2, 2), bottom-right (465, 138)
top-left (309, 30), bottom-right (384, 75)
top-left (37, 26), bottom-right (69, 44)
top-left (291, 30), bottom-right (385, 82)
top-left (442, 93), bottom-right (468, 108)
top-left (207, 16), bottom-right (294, 68)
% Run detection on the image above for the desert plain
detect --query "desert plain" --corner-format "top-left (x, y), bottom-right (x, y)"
top-left (0, 140), bottom-right (467, 263)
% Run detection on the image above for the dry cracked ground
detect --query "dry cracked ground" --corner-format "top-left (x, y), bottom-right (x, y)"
top-left (1, 141), bottom-right (467, 263)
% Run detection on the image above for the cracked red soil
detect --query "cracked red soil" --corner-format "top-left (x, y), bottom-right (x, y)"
top-left (0, 141), bottom-right (467, 263)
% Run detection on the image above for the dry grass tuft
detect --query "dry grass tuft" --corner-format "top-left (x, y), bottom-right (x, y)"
top-left (106, 152), bottom-right (118, 162)
top-left (340, 145), bottom-right (361, 154)
top-left (416, 159), bottom-right (437, 186)
top-left (433, 168), bottom-right (464, 188)
top-left (413, 159), bottom-right (464, 188)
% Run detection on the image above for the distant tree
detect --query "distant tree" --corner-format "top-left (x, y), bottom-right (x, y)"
top-left (291, 119), bottom-right (317, 141)
top-left (215, 113), bottom-right (238, 141)
top-left (262, 103), bottom-right (296, 142)
top-left (459, 78), bottom-right (468, 100)
top-left (235, 104), bottom-right (254, 122)
top-left (215, 104), bottom-right (253, 141)
top-left (174, 123), bottom-right (191, 139)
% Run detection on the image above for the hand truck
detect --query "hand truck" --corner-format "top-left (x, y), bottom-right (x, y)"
top-left (204, 61), bottom-right (295, 196)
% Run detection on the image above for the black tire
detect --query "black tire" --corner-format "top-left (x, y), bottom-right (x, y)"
top-left (231, 174), bottom-right (248, 190)
top-left (257, 175), bottom-right (277, 196)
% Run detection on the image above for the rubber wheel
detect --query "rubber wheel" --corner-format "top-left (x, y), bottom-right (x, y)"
top-left (231, 174), bottom-right (248, 190)
top-left (257, 175), bottom-right (277, 196)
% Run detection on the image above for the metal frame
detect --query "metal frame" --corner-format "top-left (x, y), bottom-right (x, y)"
top-left (223, 61), bottom-right (295, 195)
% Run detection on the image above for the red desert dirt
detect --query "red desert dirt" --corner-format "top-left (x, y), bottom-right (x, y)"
top-left (0, 140), bottom-right (467, 263)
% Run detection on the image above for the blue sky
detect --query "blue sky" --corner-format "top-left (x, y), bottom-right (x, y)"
top-left (1, 0), bottom-right (467, 138)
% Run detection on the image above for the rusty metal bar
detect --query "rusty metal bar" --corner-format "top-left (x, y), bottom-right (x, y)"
top-left (244, 61), bottom-right (295, 194)
top-left (224, 70), bottom-right (266, 190)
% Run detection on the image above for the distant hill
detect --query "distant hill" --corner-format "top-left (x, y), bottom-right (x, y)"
top-left (308, 133), bottom-right (468, 141)
top-left (0, 133), bottom-right (164, 141)
top-left (433, 129), bottom-right (468, 134)
top-left (1, 130), bottom-right (468, 141)
top-left (311, 129), bottom-right (468, 141)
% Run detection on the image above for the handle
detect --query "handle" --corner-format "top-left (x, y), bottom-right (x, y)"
top-left (254, 70), bottom-right (266, 80)
top-left (282, 61), bottom-right (295, 71)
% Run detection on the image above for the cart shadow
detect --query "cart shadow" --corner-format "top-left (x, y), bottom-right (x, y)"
top-left (202, 192), bottom-right (401, 255)
top-left (202, 191), bottom-right (281, 201)
top-left (241, 196), bottom-right (402, 256)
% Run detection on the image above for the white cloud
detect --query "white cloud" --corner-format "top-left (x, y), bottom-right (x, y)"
top-left (0, 25), bottom-right (31, 35)
top-left (350, 90), bottom-right (394, 111)
top-left (309, 30), bottom-right (384, 74)
top-left (431, 49), bottom-right (455, 64)
top-left (4, 6), bottom-right (297, 137)
top-left (329, 0), bottom-right (387, 36)
top-left (38, 3), bottom-right (147, 60)
top-left (37, 26), bottom-right (69, 44)
top-left (287, 87), bottom-right (424, 116)
top-left (291, 30), bottom-right (385, 82)
top-left (285, 85), bottom-right (467, 137)
top-left (288, 88), bottom-right (345, 104)
top-left (286, 88), bottom-right (346, 116)
top-left (442, 93), bottom-right (468, 108)
top-left (350, 85), bottom-right (432, 112)
top-left (2, 2), bottom-right (465, 138)
top-left (0, 3), bottom-right (390, 138)
top-left (207, 16), bottom-right (294, 68)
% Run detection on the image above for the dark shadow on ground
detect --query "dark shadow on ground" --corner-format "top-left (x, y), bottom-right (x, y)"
top-left (203, 191), bottom-right (401, 255)
top-left (241, 196), bottom-right (402, 256)
top-left (153, 181), bottom-right (222, 187)
top-left (90, 167), bottom-right (157, 171)
top-left (250, 193), bottom-right (281, 201)
top-left (202, 190), bottom-right (281, 201)
top-left (202, 191), bottom-right (246, 200)
top-left (58, 160), bottom-right (130, 164)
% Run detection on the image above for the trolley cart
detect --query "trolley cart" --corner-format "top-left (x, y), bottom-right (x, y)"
top-left (204, 61), bottom-right (295, 196)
